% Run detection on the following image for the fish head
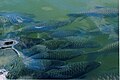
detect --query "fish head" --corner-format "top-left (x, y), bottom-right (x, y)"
top-left (85, 61), bottom-right (101, 72)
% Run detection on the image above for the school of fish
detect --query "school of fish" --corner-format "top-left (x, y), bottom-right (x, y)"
top-left (0, 6), bottom-right (119, 79)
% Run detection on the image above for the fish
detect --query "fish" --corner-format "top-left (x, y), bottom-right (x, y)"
top-left (87, 41), bottom-right (119, 61)
top-left (14, 37), bottom-right (45, 50)
top-left (21, 25), bottom-right (55, 33)
top-left (42, 39), bottom-right (70, 50)
top-left (87, 25), bottom-right (117, 37)
top-left (100, 22), bottom-right (118, 41)
top-left (16, 44), bottom-right (67, 71)
top-left (88, 16), bottom-right (117, 40)
top-left (0, 49), bottom-right (25, 79)
top-left (20, 16), bottom-right (77, 33)
top-left (29, 49), bottom-right (85, 61)
top-left (45, 61), bottom-right (101, 79)
top-left (90, 72), bottom-right (119, 80)
top-left (63, 36), bottom-right (100, 49)
top-left (67, 7), bottom-right (118, 18)
top-left (22, 58), bottom-right (66, 71)
top-left (7, 44), bottom-right (66, 78)
top-left (0, 12), bottom-right (35, 25)
top-left (98, 24), bottom-right (115, 34)
top-left (21, 45), bottom-right (48, 57)
top-left (108, 32), bottom-right (118, 41)
top-left (50, 29), bottom-right (86, 38)
top-left (50, 28), bottom-right (102, 38)
top-left (15, 35), bottom-right (49, 50)
top-left (92, 41), bottom-right (118, 54)
top-left (19, 43), bottom-right (85, 61)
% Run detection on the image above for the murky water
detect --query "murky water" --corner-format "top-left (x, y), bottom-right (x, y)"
top-left (0, 0), bottom-right (119, 79)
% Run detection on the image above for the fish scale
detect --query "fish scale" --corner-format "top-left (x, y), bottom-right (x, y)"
top-left (87, 41), bottom-right (119, 61)
top-left (68, 8), bottom-right (118, 18)
top-left (90, 72), bottom-right (119, 80)
top-left (64, 36), bottom-right (100, 49)
top-left (50, 30), bottom-right (82, 38)
top-left (45, 61), bottom-right (101, 79)
top-left (23, 58), bottom-right (65, 71)
top-left (96, 41), bottom-right (118, 54)
top-left (27, 49), bottom-right (84, 61)
top-left (42, 39), bottom-right (70, 50)
top-left (95, 8), bottom-right (118, 15)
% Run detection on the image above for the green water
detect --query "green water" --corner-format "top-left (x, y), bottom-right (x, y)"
top-left (0, 0), bottom-right (119, 79)
top-left (0, 0), bottom-right (118, 19)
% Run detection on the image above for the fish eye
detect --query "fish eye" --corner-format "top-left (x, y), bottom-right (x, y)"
top-left (4, 41), bottom-right (13, 45)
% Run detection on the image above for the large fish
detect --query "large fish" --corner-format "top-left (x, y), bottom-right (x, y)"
top-left (87, 17), bottom-right (118, 42)
top-left (15, 44), bottom-right (66, 71)
top-left (20, 45), bottom-right (48, 57)
top-left (23, 58), bottom-right (65, 71)
top-left (91, 41), bottom-right (118, 54)
top-left (43, 37), bottom-right (100, 49)
top-left (29, 49), bottom-right (85, 61)
top-left (44, 61), bottom-right (101, 79)
top-left (89, 71), bottom-right (119, 80)
top-left (14, 37), bottom-right (45, 50)
top-left (67, 7), bottom-right (118, 18)
top-left (50, 29), bottom-right (86, 38)
top-left (20, 16), bottom-right (77, 33)
top-left (87, 41), bottom-right (119, 61)
top-left (63, 36), bottom-right (101, 49)
top-left (0, 45), bottom-right (65, 79)
top-left (42, 39), bottom-right (70, 50)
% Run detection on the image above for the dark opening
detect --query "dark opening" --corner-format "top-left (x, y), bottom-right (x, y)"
top-left (4, 41), bottom-right (13, 45)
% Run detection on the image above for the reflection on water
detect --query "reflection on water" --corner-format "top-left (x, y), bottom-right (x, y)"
top-left (0, 0), bottom-right (119, 79)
